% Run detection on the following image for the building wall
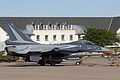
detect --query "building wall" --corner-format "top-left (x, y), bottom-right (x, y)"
top-left (31, 30), bottom-right (78, 44)
top-left (0, 27), bottom-right (8, 52)
top-left (117, 28), bottom-right (120, 36)
top-left (0, 27), bottom-right (8, 42)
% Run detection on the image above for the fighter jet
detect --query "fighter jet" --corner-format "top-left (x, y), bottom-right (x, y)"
top-left (3, 22), bottom-right (111, 66)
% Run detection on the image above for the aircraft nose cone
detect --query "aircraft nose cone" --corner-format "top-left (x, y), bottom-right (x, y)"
top-left (101, 47), bottom-right (111, 52)
top-left (94, 46), bottom-right (111, 52)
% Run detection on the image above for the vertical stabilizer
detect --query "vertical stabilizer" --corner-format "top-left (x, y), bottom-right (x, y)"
top-left (4, 22), bottom-right (33, 42)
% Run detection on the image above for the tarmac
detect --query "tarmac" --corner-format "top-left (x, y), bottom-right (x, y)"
top-left (0, 57), bottom-right (120, 80)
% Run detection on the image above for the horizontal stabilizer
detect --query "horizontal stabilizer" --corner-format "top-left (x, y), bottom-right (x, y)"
top-left (13, 46), bottom-right (31, 54)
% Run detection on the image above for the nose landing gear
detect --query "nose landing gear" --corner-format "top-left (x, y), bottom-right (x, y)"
top-left (76, 57), bottom-right (83, 65)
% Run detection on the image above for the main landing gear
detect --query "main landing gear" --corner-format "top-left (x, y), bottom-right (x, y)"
top-left (37, 55), bottom-right (62, 66)
top-left (38, 59), bottom-right (57, 66)
top-left (38, 59), bottom-right (45, 66)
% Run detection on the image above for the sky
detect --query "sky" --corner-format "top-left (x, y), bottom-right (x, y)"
top-left (0, 0), bottom-right (120, 17)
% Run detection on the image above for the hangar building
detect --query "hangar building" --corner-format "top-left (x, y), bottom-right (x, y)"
top-left (0, 17), bottom-right (120, 44)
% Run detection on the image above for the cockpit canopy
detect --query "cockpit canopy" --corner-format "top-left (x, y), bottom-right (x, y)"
top-left (64, 40), bottom-right (95, 45)
top-left (79, 40), bottom-right (94, 45)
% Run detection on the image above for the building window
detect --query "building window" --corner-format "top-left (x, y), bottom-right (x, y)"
top-left (45, 35), bottom-right (48, 41)
top-left (61, 35), bottom-right (65, 41)
top-left (36, 25), bottom-right (38, 30)
top-left (36, 35), bottom-right (40, 41)
top-left (78, 35), bottom-right (81, 39)
top-left (70, 35), bottom-right (73, 41)
top-left (53, 35), bottom-right (57, 41)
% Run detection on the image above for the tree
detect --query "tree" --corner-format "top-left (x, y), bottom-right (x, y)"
top-left (83, 28), bottom-right (119, 47)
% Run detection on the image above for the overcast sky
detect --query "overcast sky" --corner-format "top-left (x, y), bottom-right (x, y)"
top-left (0, 0), bottom-right (120, 17)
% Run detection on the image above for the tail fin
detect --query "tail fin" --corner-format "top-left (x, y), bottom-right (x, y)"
top-left (4, 22), bottom-right (33, 42)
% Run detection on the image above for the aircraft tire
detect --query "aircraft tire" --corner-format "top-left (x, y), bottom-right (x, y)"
top-left (50, 61), bottom-right (56, 66)
top-left (76, 62), bottom-right (81, 65)
top-left (38, 59), bottom-right (45, 66)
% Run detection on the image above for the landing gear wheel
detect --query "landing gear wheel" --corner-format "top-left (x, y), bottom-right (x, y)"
top-left (76, 62), bottom-right (80, 65)
top-left (50, 61), bottom-right (56, 66)
top-left (38, 59), bottom-right (45, 66)
top-left (76, 61), bottom-right (82, 65)
top-left (75, 57), bottom-right (83, 65)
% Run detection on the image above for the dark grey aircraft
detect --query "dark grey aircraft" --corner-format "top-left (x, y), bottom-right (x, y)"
top-left (3, 22), bottom-right (111, 66)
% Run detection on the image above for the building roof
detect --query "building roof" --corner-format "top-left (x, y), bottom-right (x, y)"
top-left (110, 17), bottom-right (120, 32)
top-left (0, 17), bottom-right (118, 32)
